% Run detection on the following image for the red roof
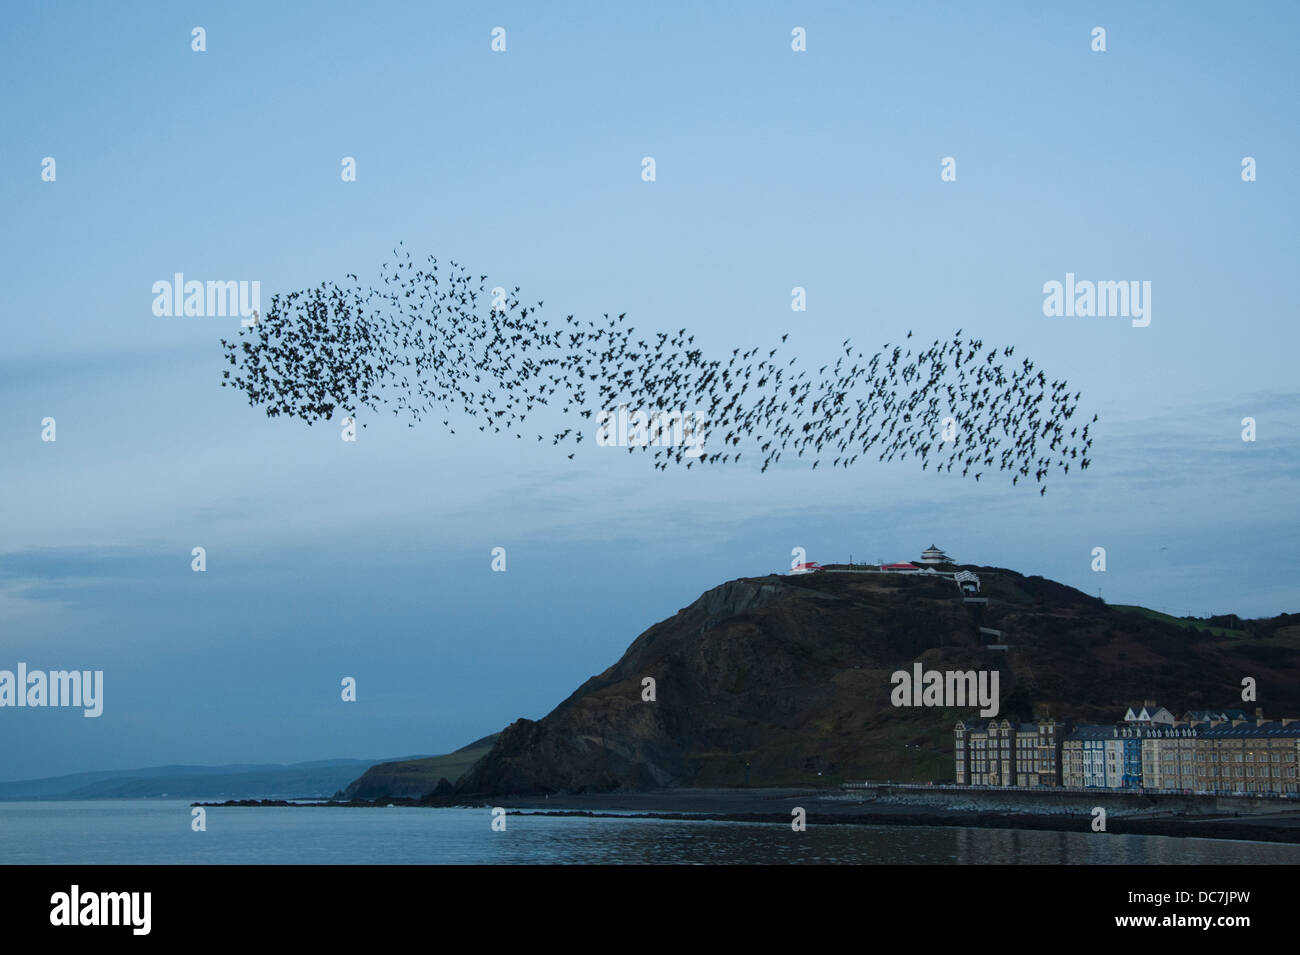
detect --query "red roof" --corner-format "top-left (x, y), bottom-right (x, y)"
top-left (881, 562), bottom-right (919, 570)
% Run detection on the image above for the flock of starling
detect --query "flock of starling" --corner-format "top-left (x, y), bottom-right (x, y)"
top-left (220, 246), bottom-right (1095, 493)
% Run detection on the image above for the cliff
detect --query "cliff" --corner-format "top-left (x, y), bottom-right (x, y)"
top-left (340, 735), bottom-right (497, 799)
top-left (449, 565), bottom-right (1299, 796)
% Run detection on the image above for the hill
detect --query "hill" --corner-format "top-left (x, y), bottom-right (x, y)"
top-left (0, 757), bottom-right (430, 801)
top-left (450, 565), bottom-right (1300, 796)
top-left (339, 735), bottom-right (499, 799)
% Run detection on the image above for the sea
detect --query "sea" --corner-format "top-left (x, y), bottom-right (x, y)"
top-left (3, 800), bottom-right (1299, 864)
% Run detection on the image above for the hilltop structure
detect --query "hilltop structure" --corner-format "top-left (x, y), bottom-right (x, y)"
top-left (919, 544), bottom-right (951, 564)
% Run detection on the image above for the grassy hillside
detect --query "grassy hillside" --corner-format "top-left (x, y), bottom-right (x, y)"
top-left (1112, 604), bottom-right (1248, 638)
top-left (340, 735), bottom-right (498, 799)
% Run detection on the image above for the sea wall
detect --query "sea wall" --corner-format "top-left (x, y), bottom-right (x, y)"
top-left (845, 785), bottom-right (1294, 817)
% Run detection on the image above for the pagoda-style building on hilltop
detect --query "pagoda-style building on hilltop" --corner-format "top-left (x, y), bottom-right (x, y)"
top-left (919, 544), bottom-right (951, 564)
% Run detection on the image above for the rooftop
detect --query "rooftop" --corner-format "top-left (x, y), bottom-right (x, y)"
top-left (1200, 720), bottom-right (1300, 739)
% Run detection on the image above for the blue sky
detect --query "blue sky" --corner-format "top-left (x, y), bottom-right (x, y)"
top-left (1, 1), bottom-right (1297, 778)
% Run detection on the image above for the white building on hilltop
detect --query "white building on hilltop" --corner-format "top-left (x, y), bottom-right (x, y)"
top-left (919, 544), bottom-right (951, 564)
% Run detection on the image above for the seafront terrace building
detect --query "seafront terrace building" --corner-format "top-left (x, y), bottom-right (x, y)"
top-left (960, 708), bottom-right (1300, 794)
top-left (1193, 719), bottom-right (1300, 795)
top-left (1139, 725), bottom-right (1199, 791)
top-left (1062, 725), bottom-right (1112, 788)
top-left (1013, 719), bottom-right (1068, 786)
top-left (954, 718), bottom-right (1068, 787)
top-left (953, 717), bottom-right (1015, 786)
top-left (1106, 727), bottom-right (1144, 788)
top-left (1061, 724), bottom-right (1161, 789)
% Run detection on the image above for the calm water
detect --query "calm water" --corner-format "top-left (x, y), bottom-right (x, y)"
top-left (2, 800), bottom-right (1297, 864)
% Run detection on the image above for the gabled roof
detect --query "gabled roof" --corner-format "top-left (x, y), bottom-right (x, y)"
top-left (956, 717), bottom-right (1007, 732)
top-left (1125, 704), bottom-right (1174, 723)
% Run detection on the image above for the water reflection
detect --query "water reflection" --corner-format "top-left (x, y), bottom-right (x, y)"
top-left (3, 801), bottom-right (1298, 864)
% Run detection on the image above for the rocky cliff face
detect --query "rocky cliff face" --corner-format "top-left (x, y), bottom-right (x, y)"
top-left (452, 567), bottom-right (1300, 796)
